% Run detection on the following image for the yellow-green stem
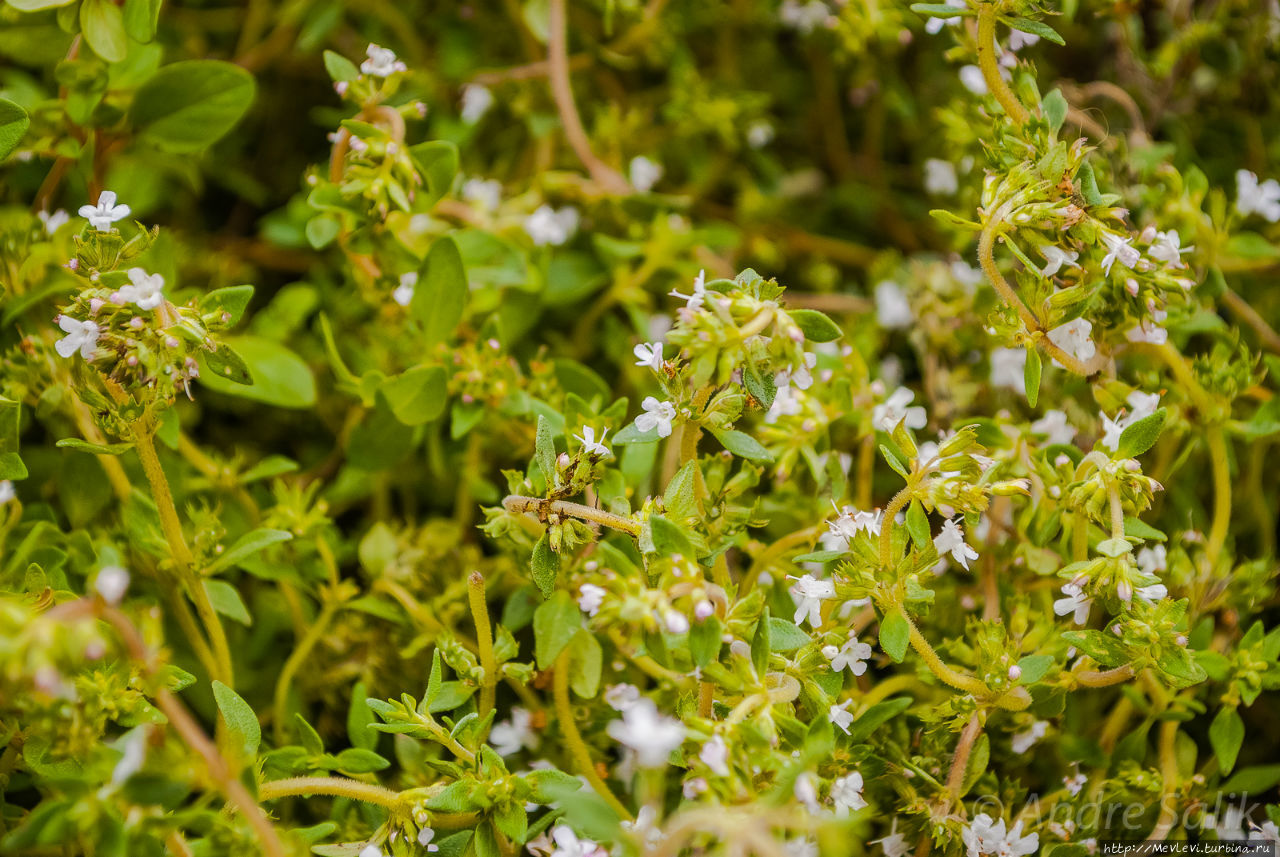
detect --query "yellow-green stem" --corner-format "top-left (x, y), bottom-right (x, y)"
top-left (258, 775), bottom-right (404, 810)
top-left (134, 425), bottom-right (234, 687)
top-left (503, 495), bottom-right (641, 538)
top-left (878, 484), bottom-right (915, 569)
top-left (1206, 427), bottom-right (1231, 563)
top-left (976, 4), bottom-right (1030, 124)
top-left (468, 571), bottom-right (498, 718)
top-left (273, 601), bottom-right (339, 743)
top-left (553, 649), bottom-right (633, 820)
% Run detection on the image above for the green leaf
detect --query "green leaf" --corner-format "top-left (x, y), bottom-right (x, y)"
top-left (197, 336), bottom-right (316, 408)
top-left (347, 681), bottom-right (377, 750)
top-left (212, 680), bottom-right (261, 759)
top-left (648, 514), bottom-right (696, 559)
top-left (709, 428), bottom-right (772, 462)
top-left (1218, 764), bottom-right (1280, 795)
top-left (751, 608), bottom-right (771, 676)
top-left (1077, 161), bottom-right (1103, 207)
top-left (122, 0), bottom-right (161, 42)
top-left (788, 308), bottom-right (842, 343)
top-left (323, 49), bottom-right (360, 83)
top-left (204, 579), bottom-right (252, 625)
top-left (380, 365), bottom-right (448, 425)
top-left (846, 696), bottom-right (914, 742)
top-left (880, 444), bottom-right (910, 479)
top-left (929, 209), bottom-right (983, 230)
top-left (1116, 407), bottom-right (1166, 458)
top-left (80, 0), bottom-right (127, 62)
top-left (199, 285), bottom-right (255, 327)
top-left (742, 366), bottom-right (776, 410)
top-left (5, 0), bottom-right (77, 8)
top-left (1015, 654), bottom-right (1054, 684)
top-left (1009, 16), bottom-right (1065, 46)
top-left (201, 341), bottom-right (254, 386)
top-left (880, 612), bottom-right (910, 663)
top-left (1042, 89), bottom-right (1068, 133)
top-left (408, 140), bottom-right (460, 209)
top-left (533, 590), bottom-right (580, 669)
top-left (130, 60), bottom-right (256, 152)
top-left (910, 3), bottom-right (976, 15)
top-left (1124, 517), bottom-right (1167, 542)
top-left (0, 97), bottom-right (30, 161)
top-left (534, 414), bottom-right (557, 487)
top-left (207, 528), bottom-right (293, 573)
top-left (334, 748), bottom-right (390, 774)
top-left (768, 618), bottom-right (811, 652)
top-left (905, 499), bottom-right (930, 549)
top-left (1209, 707), bottom-right (1245, 775)
top-left (56, 438), bottom-right (135, 455)
top-left (689, 615), bottom-right (722, 668)
top-left (569, 629), bottom-right (602, 698)
top-left (530, 533), bottom-right (559, 598)
top-left (1024, 346), bottom-right (1042, 408)
top-left (411, 236), bottom-right (469, 346)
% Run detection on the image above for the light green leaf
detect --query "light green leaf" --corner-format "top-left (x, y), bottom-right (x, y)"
top-left (197, 336), bottom-right (316, 408)
top-left (212, 680), bottom-right (261, 759)
top-left (709, 428), bottom-right (772, 462)
top-left (204, 579), bottom-right (252, 625)
top-left (880, 612), bottom-right (910, 663)
top-left (129, 60), bottom-right (256, 152)
top-left (1116, 407), bottom-right (1167, 458)
top-left (380, 365), bottom-right (448, 425)
top-left (533, 590), bottom-right (580, 669)
top-left (411, 235), bottom-right (469, 346)
top-left (207, 528), bottom-right (293, 573)
top-left (788, 308), bottom-right (842, 343)
top-left (81, 0), bottom-right (127, 63)
top-left (0, 98), bottom-right (30, 161)
top-left (1209, 707), bottom-right (1244, 775)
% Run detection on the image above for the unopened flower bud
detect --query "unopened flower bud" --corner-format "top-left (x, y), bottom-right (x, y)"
top-left (1008, 665), bottom-right (1022, 681)
top-left (95, 566), bottom-right (130, 605)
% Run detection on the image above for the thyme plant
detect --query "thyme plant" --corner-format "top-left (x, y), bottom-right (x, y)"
top-left (1, 1), bottom-right (1279, 857)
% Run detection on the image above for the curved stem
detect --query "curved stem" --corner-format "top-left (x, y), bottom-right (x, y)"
top-left (258, 776), bottom-right (404, 810)
top-left (903, 613), bottom-right (988, 697)
top-left (272, 600), bottom-right (338, 743)
top-left (504, 495), bottom-right (641, 538)
top-left (1205, 427), bottom-right (1231, 563)
top-left (1149, 721), bottom-right (1181, 840)
top-left (976, 4), bottom-right (1030, 124)
top-left (546, 0), bottom-right (630, 193)
top-left (940, 714), bottom-right (983, 810)
top-left (553, 649), bottom-right (633, 820)
top-left (878, 484), bottom-right (915, 569)
top-left (468, 571), bottom-right (498, 719)
top-left (1075, 663), bottom-right (1135, 687)
top-left (134, 424), bottom-right (234, 687)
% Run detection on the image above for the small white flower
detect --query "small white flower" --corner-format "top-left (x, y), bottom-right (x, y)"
top-left (828, 699), bottom-right (854, 734)
top-left (789, 573), bottom-right (836, 627)
top-left (1053, 583), bottom-right (1092, 625)
top-left (635, 397), bottom-right (677, 438)
top-left (873, 386), bottom-right (927, 432)
top-left (990, 347), bottom-right (1026, 393)
top-left (393, 272), bottom-right (417, 306)
top-left (923, 158), bottom-right (958, 195)
top-left (1125, 318), bottom-right (1168, 345)
top-left (779, 0), bottom-right (831, 33)
top-left (361, 43), bottom-right (406, 77)
top-left (959, 65), bottom-right (988, 95)
top-left (1148, 229), bottom-right (1191, 267)
top-left (1099, 412), bottom-right (1126, 452)
top-left (0, 481), bottom-right (14, 504)
top-left (1011, 720), bottom-right (1048, 754)
top-left (117, 268), bottom-right (165, 310)
top-left (607, 699), bottom-right (685, 768)
top-left (1031, 409), bottom-right (1076, 446)
top-left (417, 827), bottom-right (440, 852)
top-left (79, 190), bottom-right (131, 231)
top-left (700, 735), bottom-right (730, 776)
top-left (39, 209), bottom-right (70, 234)
top-left (1007, 29), bottom-right (1040, 51)
top-left (1127, 390), bottom-right (1161, 422)
top-left (1235, 169), bottom-right (1280, 222)
top-left (826, 506), bottom-right (882, 546)
top-left (574, 426), bottom-right (610, 457)
top-left (524, 205), bottom-right (580, 246)
top-left (1064, 770), bottom-right (1087, 796)
top-left (875, 280), bottom-right (914, 329)
top-left (578, 583), bottom-right (606, 616)
top-left (790, 352), bottom-right (818, 390)
top-left (1136, 544), bottom-right (1167, 575)
top-left (605, 683), bottom-right (641, 711)
top-left (629, 156), bottom-right (663, 192)
top-left (873, 832), bottom-right (912, 857)
top-left (94, 566), bottom-right (131, 605)
top-left (923, 0), bottom-right (965, 33)
top-left (1136, 583), bottom-right (1168, 604)
top-left (359, 846), bottom-right (383, 857)
top-left (1047, 317), bottom-right (1096, 363)
top-left (111, 727), bottom-right (148, 784)
top-left (933, 518), bottom-right (979, 570)
top-left (489, 707), bottom-right (539, 756)
top-left (747, 120), bottom-right (775, 148)
top-left (633, 341), bottom-right (664, 371)
top-left (823, 633), bottom-right (873, 675)
top-left (831, 772), bottom-right (868, 815)
top-left (785, 839), bottom-right (819, 857)
top-left (765, 383), bottom-right (803, 424)
top-left (460, 84), bottom-right (494, 123)
top-left (669, 269), bottom-right (707, 311)
top-left (1040, 245), bottom-right (1080, 278)
top-left (55, 316), bottom-right (101, 360)
top-left (1100, 232), bottom-right (1141, 276)
top-left (549, 826), bottom-right (604, 857)
top-left (794, 772), bottom-right (821, 813)
top-left (461, 178), bottom-right (502, 210)
top-left (964, 814), bottom-right (1038, 857)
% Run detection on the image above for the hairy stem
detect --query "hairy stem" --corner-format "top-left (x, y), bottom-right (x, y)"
top-left (553, 649), bottom-right (633, 819)
top-left (503, 495), bottom-right (641, 538)
top-left (468, 571), bottom-right (498, 719)
top-left (258, 776), bottom-right (404, 810)
top-left (976, 4), bottom-right (1030, 124)
top-left (272, 600), bottom-right (339, 743)
top-left (1205, 427), bottom-right (1231, 563)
